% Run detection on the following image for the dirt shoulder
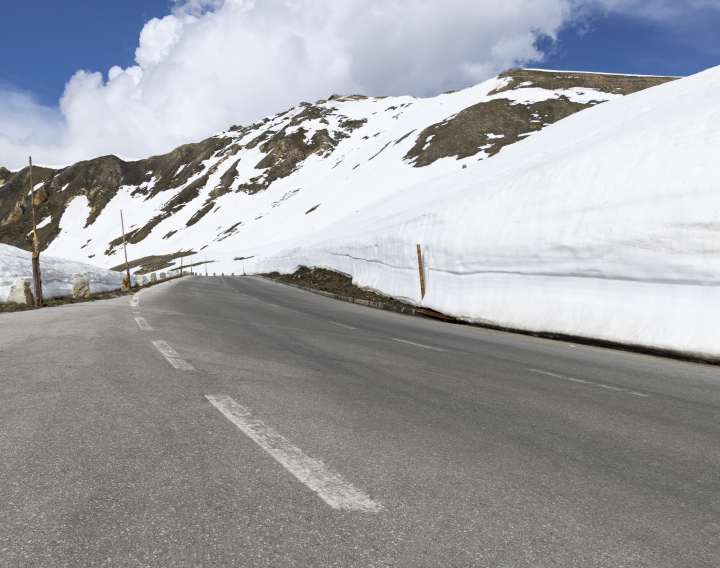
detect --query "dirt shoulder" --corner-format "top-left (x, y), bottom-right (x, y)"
top-left (259, 266), bottom-right (416, 309)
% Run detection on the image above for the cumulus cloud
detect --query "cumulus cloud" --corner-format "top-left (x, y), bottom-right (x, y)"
top-left (0, 0), bottom-right (715, 169)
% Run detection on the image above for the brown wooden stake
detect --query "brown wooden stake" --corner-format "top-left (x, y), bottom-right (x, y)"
top-left (29, 156), bottom-right (43, 306)
top-left (416, 244), bottom-right (425, 300)
top-left (120, 210), bottom-right (131, 287)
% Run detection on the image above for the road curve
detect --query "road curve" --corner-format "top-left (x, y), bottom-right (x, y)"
top-left (1, 275), bottom-right (719, 567)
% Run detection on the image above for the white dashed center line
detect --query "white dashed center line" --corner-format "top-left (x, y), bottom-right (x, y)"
top-left (392, 338), bottom-right (445, 352)
top-left (135, 317), bottom-right (153, 331)
top-left (329, 321), bottom-right (357, 330)
top-left (529, 369), bottom-right (649, 397)
top-left (152, 340), bottom-right (195, 371)
top-left (205, 395), bottom-right (382, 512)
top-left (130, 292), bottom-right (142, 313)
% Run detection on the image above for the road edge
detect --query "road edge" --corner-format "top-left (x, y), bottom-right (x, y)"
top-left (249, 275), bottom-right (719, 368)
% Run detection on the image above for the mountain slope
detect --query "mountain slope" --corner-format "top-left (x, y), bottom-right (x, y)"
top-left (0, 70), bottom-right (674, 270)
top-left (259, 65), bottom-right (720, 358)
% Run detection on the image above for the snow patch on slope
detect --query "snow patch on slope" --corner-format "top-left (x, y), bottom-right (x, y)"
top-left (0, 244), bottom-right (133, 303)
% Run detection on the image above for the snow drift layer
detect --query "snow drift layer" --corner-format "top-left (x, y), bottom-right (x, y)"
top-left (0, 244), bottom-right (132, 303)
top-left (258, 65), bottom-right (720, 359)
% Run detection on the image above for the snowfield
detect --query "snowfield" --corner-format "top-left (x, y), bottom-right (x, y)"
top-left (257, 65), bottom-right (720, 359)
top-left (0, 244), bottom-right (132, 304)
top-left (3, 65), bottom-right (717, 358)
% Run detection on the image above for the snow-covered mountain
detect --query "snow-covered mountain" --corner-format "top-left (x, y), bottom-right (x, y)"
top-left (7, 66), bottom-right (715, 358)
top-left (0, 69), bottom-right (673, 273)
top-left (260, 65), bottom-right (720, 359)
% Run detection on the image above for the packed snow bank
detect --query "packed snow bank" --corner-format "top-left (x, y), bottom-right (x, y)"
top-left (0, 244), bottom-right (133, 303)
top-left (258, 65), bottom-right (720, 359)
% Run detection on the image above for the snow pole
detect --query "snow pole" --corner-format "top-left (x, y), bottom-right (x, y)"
top-left (120, 210), bottom-right (131, 288)
top-left (417, 244), bottom-right (425, 300)
top-left (29, 156), bottom-right (43, 307)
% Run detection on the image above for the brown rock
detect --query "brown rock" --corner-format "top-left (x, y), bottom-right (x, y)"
top-left (72, 277), bottom-right (90, 299)
top-left (7, 279), bottom-right (34, 306)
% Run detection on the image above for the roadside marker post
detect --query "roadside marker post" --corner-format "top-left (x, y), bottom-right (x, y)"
top-left (28, 157), bottom-right (43, 307)
top-left (417, 244), bottom-right (426, 300)
top-left (120, 210), bottom-right (132, 289)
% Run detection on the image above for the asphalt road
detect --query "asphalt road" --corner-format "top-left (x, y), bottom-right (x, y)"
top-left (1, 275), bottom-right (719, 567)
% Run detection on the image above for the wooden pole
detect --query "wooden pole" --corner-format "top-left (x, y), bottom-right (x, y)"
top-left (205, 254), bottom-right (208, 277)
top-left (120, 210), bottom-right (131, 286)
top-left (416, 244), bottom-right (425, 300)
top-left (29, 157), bottom-right (43, 306)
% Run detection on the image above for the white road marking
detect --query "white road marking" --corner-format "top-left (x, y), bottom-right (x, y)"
top-left (205, 395), bottom-right (382, 513)
top-left (135, 317), bottom-right (153, 331)
top-left (152, 340), bottom-right (195, 371)
top-left (529, 369), bottom-right (649, 397)
top-left (266, 303), bottom-right (279, 307)
top-left (329, 321), bottom-right (357, 330)
top-left (392, 338), bottom-right (445, 352)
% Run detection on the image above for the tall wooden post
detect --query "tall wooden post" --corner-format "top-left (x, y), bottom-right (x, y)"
top-left (416, 244), bottom-right (425, 300)
top-left (29, 157), bottom-right (43, 306)
top-left (120, 210), bottom-right (131, 286)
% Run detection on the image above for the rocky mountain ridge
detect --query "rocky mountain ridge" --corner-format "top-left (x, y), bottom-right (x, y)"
top-left (0, 69), bottom-right (676, 271)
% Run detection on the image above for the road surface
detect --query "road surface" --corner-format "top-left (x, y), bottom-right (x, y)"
top-left (1, 275), bottom-right (719, 566)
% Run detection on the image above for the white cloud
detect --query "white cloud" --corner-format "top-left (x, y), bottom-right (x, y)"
top-left (596, 0), bottom-right (720, 22)
top-left (1, 0), bottom-right (715, 169)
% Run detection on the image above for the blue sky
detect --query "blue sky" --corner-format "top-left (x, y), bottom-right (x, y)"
top-left (1, 0), bottom-right (719, 168)
top-left (538, 9), bottom-right (720, 78)
top-left (1, 1), bottom-right (171, 106)
top-left (2, 1), bottom-right (718, 106)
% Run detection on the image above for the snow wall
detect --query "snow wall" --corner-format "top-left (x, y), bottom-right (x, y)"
top-left (257, 65), bottom-right (720, 359)
top-left (0, 244), bottom-right (135, 303)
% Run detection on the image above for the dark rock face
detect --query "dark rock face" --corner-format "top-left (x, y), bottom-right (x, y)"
top-left (0, 137), bottom-right (230, 254)
top-left (489, 68), bottom-right (677, 97)
top-left (404, 97), bottom-right (596, 167)
top-left (109, 251), bottom-right (195, 274)
top-left (404, 69), bottom-right (678, 168)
